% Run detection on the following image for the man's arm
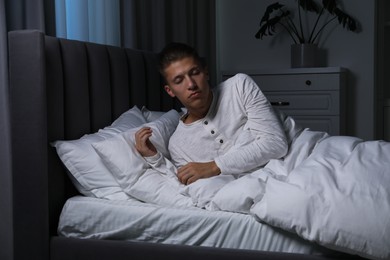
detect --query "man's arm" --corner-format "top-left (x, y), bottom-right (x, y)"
top-left (214, 74), bottom-right (288, 174)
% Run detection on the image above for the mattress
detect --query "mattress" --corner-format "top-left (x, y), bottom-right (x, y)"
top-left (58, 196), bottom-right (334, 255)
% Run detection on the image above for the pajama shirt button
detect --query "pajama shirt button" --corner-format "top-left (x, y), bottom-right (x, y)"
top-left (204, 121), bottom-right (208, 125)
top-left (211, 130), bottom-right (215, 134)
top-left (219, 139), bottom-right (223, 144)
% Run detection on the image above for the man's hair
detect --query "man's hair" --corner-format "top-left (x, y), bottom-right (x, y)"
top-left (158, 42), bottom-right (204, 76)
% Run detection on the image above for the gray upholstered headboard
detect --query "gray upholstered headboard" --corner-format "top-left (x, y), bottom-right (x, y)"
top-left (8, 30), bottom-right (180, 258)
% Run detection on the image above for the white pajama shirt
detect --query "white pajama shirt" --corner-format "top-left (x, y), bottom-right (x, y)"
top-left (147, 73), bottom-right (288, 175)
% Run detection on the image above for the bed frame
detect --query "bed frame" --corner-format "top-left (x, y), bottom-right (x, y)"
top-left (8, 30), bottom-right (360, 260)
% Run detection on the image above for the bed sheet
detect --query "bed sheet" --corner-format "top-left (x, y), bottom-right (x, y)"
top-left (58, 196), bottom-right (334, 256)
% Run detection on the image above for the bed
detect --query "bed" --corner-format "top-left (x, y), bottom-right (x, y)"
top-left (8, 30), bottom-right (389, 260)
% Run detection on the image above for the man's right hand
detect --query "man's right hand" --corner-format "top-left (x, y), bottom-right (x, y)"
top-left (134, 127), bottom-right (157, 157)
top-left (177, 161), bottom-right (221, 185)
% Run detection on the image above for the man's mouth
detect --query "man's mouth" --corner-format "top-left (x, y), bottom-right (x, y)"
top-left (189, 91), bottom-right (200, 99)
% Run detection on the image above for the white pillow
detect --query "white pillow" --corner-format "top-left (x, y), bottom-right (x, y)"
top-left (51, 106), bottom-right (146, 200)
top-left (92, 109), bottom-right (180, 194)
top-left (142, 106), bottom-right (188, 122)
top-left (141, 106), bottom-right (167, 122)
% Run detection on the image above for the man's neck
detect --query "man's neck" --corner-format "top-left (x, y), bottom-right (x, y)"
top-left (184, 91), bottom-right (213, 124)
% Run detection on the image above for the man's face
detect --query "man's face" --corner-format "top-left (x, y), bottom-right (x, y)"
top-left (163, 56), bottom-right (211, 111)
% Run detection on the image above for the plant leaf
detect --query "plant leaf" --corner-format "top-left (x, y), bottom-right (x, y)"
top-left (334, 8), bottom-right (357, 31)
top-left (260, 2), bottom-right (285, 25)
top-left (322, 0), bottom-right (337, 13)
top-left (322, 0), bottom-right (357, 31)
top-left (297, 0), bottom-right (320, 13)
top-left (256, 16), bottom-right (282, 39)
top-left (256, 3), bottom-right (293, 39)
top-left (255, 0), bottom-right (359, 42)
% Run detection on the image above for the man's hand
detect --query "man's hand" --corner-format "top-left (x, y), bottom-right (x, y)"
top-left (135, 127), bottom-right (157, 157)
top-left (177, 161), bottom-right (221, 185)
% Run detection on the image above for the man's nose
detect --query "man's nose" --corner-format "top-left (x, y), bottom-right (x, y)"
top-left (185, 75), bottom-right (196, 89)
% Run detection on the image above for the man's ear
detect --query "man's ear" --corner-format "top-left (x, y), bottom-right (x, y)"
top-left (164, 85), bottom-right (175, 98)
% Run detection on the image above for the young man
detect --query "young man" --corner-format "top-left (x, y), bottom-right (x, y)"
top-left (135, 43), bottom-right (287, 185)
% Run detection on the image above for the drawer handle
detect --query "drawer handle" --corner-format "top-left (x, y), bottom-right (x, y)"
top-left (305, 80), bottom-right (312, 86)
top-left (271, 101), bottom-right (290, 106)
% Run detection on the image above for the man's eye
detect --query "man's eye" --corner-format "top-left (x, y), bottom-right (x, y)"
top-left (191, 69), bottom-right (200, 75)
top-left (173, 77), bottom-right (183, 84)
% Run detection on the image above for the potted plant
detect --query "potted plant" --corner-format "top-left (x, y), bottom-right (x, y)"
top-left (255, 0), bottom-right (358, 67)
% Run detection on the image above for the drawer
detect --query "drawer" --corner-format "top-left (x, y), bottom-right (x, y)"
top-left (264, 91), bottom-right (340, 115)
top-left (252, 73), bottom-right (341, 91)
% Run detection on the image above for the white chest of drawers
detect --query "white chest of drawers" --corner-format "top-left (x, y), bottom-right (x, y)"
top-left (221, 67), bottom-right (347, 136)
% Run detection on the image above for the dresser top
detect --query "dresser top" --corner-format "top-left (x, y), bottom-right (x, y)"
top-left (222, 67), bottom-right (346, 76)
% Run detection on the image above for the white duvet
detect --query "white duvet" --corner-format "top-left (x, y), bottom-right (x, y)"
top-left (251, 132), bottom-right (390, 260)
top-left (91, 111), bottom-right (390, 260)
